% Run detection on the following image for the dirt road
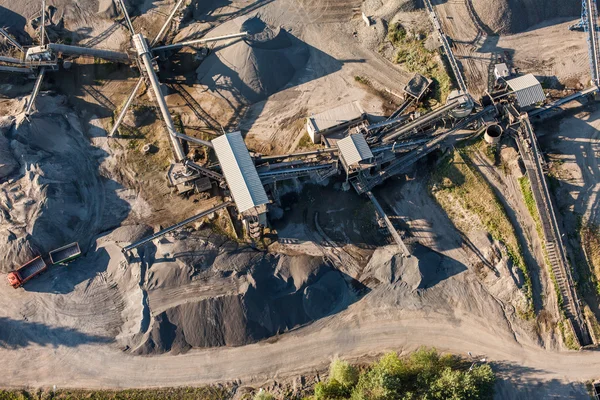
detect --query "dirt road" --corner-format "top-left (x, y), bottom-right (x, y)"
top-left (0, 301), bottom-right (596, 398)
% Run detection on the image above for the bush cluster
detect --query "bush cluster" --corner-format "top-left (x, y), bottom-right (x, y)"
top-left (311, 348), bottom-right (495, 400)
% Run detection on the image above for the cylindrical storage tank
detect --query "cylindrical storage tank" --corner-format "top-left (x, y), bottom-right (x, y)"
top-left (447, 90), bottom-right (473, 118)
top-left (484, 124), bottom-right (503, 144)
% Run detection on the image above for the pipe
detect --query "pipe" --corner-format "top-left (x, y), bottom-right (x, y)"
top-left (586, 0), bottom-right (600, 85)
top-left (0, 55), bottom-right (25, 64)
top-left (364, 114), bottom-right (410, 133)
top-left (258, 163), bottom-right (334, 177)
top-left (173, 131), bottom-right (213, 148)
top-left (122, 201), bottom-right (232, 253)
top-left (150, 0), bottom-right (186, 46)
top-left (529, 86), bottom-right (599, 117)
top-left (254, 147), bottom-right (338, 162)
top-left (41, 0), bottom-right (46, 47)
top-left (423, 0), bottom-right (468, 93)
top-left (152, 32), bottom-right (249, 52)
top-left (133, 33), bottom-right (186, 161)
top-left (116, 0), bottom-right (135, 35)
top-left (110, 76), bottom-right (144, 137)
top-left (0, 28), bottom-right (24, 53)
top-left (48, 43), bottom-right (130, 62)
top-left (0, 65), bottom-right (32, 74)
top-left (25, 67), bottom-right (46, 116)
top-left (366, 191), bottom-right (410, 256)
top-left (371, 138), bottom-right (430, 153)
top-left (184, 159), bottom-right (223, 181)
top-left (383, 97), bottom-right (464, 142)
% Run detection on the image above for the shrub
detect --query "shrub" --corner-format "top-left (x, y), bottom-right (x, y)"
top-left (254, 390), bottom-right (275, 400)
top-left (329, 359), bottom-right (359, 389)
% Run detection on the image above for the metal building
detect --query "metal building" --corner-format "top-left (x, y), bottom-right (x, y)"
top-left (506, 74), bottom-right (546, 108)
top-left (494, 63), bottom-right (510, 80)
top-left (212, 132), bottom-right (269, 225)
top-left (306, 101), bottom-right (365, 143)
top-left (337, 134), bottom-right (374, 175)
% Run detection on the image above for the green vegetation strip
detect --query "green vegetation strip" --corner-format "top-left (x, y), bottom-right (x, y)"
top-left (312, 348), bottom-right (495, 400)
top-left (580, 219), bottom-right (600, 295)
top-left (430, 149), bottom-right (533, 318)
top-left (387, 23), bottom-right (452, 103)
top-left (518, 176), bottom-right (580, 349)
top-left (0, 387), bottom-right (230, 400)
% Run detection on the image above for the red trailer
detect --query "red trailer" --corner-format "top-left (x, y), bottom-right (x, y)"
top-left (6, 256), bottom-right (48, 289)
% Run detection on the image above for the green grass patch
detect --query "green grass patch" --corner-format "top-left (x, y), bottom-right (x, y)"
top-left (387, 23), bottom-right (452, 103)
top-left (298, 131), bottom-right (315, 150)
top-left (518, 176), bottom-right (565, 308)
top-left (430, 149), bottom-right (533, 318)
top-left (558, 320), bottom-right (580, 350)
top-left (584, 304), bottom-right (600, 342)
top-left (518, 176), bottom-right (583, 348)
top-left (310, 348), bottom-right (495, 400)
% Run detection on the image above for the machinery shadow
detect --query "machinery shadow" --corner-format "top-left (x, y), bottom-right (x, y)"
top-left (272, 180), bottom-right (388, 251)
top-left (0, 316), bottom-right (112, 349)
top-left (0, 6), bottom-right (31, 45)
top-left (179, 0), bottom-right (275, 39)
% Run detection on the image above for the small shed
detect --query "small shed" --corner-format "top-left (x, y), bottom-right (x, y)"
top-left (506, 74), bottom-right (546, 108)
top-left (494, 63), bottom-right (510, 80)
top-left (306, 101), bottom-right (365, 144)
top-left (212, 132), bottom-right (269, 224)
top-left (337, 134), bottom-right (374, 175)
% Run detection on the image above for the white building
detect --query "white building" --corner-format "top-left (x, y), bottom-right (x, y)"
top-left (337, 134), bottom-right (374, 176)
top-left (494, 63), bottom-right (510, 80)
top-left (212, 132), bottom-right (269, 226)
top-left (306, 101), bottom-right (365, 143)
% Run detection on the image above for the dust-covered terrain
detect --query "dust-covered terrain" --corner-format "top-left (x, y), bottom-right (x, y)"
top-left (0, 0), bottom-right (599, 398)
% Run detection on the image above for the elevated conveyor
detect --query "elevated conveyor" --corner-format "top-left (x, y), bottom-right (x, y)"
top-left (122, 202), bottom-right (232, 253)
top-left (383, 96), bottom-right (469, 142)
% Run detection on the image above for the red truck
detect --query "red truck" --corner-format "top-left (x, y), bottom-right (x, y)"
top-left (6, 242), bottom-right (81, 289)
top-left (7, 256), bottom-right (48, 289)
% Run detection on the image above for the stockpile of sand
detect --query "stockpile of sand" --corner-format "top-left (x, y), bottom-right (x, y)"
top-left (0, 117), bottom-right (17, 179)
top-left (0, 96), bottom-right (130, 272)
top-left (132, 233), bottom-right (354, 354)
top-left (471, 0), bottom-right (580, 34)
top-left (363, 244), bottom-right (467, 290)
top-left (196, 17), bottom-right (309, 103)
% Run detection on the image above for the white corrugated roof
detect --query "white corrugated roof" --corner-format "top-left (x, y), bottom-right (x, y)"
top-left (337, 134), bottom-right (373, 167)
top-left (506, 74), bottom-right (546, 107)
top-left (212, 132), bottom-right (269, 214)
top-left (308, 101), bottom-right (364, 133)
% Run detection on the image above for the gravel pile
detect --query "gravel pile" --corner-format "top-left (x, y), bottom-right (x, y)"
top-left (0, 96), bottom-right (130, 272)
top-left (196, 17), bottom-right (309, 103)
top-left (134, 235), bottom-right (355, 354)
top-left (472, 0), bottom-right (580, 34)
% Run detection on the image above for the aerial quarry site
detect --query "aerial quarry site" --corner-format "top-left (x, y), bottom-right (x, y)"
top-left (5, 0), bottom-right (600, 398)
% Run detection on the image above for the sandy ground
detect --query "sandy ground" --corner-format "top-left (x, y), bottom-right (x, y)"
top-left (431, 0), bottom-right (589, 97)
top-left (0, 259), bottom-right (597, 399)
